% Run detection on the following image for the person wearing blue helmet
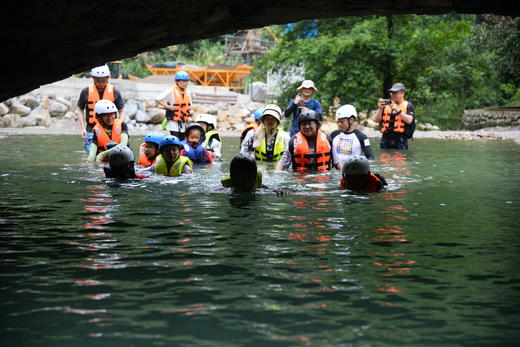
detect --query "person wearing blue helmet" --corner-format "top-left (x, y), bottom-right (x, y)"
top-left (151, 136), bottom-right (192, 176)
top-left (240, 108), bottom-right (263, 146)
top-left (155, 70), bottom-right (192, 141)
top-left (138, 131), bottom-right (165, 167)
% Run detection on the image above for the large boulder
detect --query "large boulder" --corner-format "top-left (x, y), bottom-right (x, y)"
top-left (48, 101), bottom-right (69, 117)
top-left (135, 109), bottom-right (151, 123)
top-left (0, 103), bottom-right (8, 116)
top-left (55, 96), bottom-right (73, 109)
top-left (146, 108), bottom-right (165, 124)
top-left (2, 114), bottom-right (24, 128)
top-left (20, 95), bottom-right (40, 109)
top-left (124, 101), bottom-right (138, 119)
top-left (10, 101), bottom-right (32, 116)
top-left (29, 107), bottom-right (52, 127)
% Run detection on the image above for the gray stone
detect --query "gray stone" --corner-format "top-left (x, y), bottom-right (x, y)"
top-left (29, 107), bottom-right (52, 127)
top-left (135, 110), bottom-right (150, 123)
top-left (55, 96), bottom-right (72, 109)
top-left (48, 101), bottom-right (69, 117)
top-left (20, 95), bottom-right (40, 109)
top-left (125, 101), bottom-right (138, 119)
top-left (0, 103), bottom-right (8, 116)
top-left (64, 111), bottom-right (77, 120)
top-left (22, 115), bottom-right (38, 127)
top-left (3, 114), bottom-right (24, 128)
top-left (10, 101), bottom-right (31, 116)
top-left (147, 108), bottom-right (165, 124)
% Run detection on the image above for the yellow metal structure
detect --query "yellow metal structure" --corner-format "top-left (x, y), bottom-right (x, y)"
top-left (146, 64), bottom-right (253, 89)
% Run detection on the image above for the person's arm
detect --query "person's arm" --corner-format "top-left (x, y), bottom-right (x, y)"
top-left (284, 100), bottom-right (298, 118)
top-left (374, 99), bottom-right (387, 123)
top-left (76, 106), bottom-right (86, 138)
top-left (87, 143), bottom-right (98, 163)
top-left (328, 136), bottom-right (341, 169)
top-left (355, 130), bottom-right (374, 160)
top-left (401, 102), bottom-right (415, 125)
top-left (96, 133), bottom-right (129, 162)
top-left (155, 89), bottom-right (176, 111)
top-left (181, 163), bottom-right (192, 175)
top-left (240, 130), bottom-right (255, 158)
top-left (314, 100), bottom-right (323, 119)
top-left (275, 140), bottom-right (293, 171)
top-left (114, 89), bottom-right (126, 122)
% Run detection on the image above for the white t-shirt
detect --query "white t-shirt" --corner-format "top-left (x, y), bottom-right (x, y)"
top-left (331, 131), bottom-right (366, 163)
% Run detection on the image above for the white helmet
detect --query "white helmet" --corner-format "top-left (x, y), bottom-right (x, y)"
top-left (261, 104), bottom-right (282, 122)
top-left (336, 104), bottom-right (357, 120)
top-left (94, 99), bottom-right (118, 115)
top-left (109, 146), bottom-right (135, 166)
top-left (196, 114), bottom-right (217, 129)
top-left (342, 155), bottom-right (370, 176)
top-left (91, 65), bottom-right (111, 77)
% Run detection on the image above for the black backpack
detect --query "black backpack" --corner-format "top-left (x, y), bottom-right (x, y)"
top-left (404, 117), bottom-right (416, 139)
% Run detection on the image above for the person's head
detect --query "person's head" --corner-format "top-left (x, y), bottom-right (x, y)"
top-left (297, 80), bottom-right (318, 98)
top-left (253, 109), bottom-right (263, 125)
top-left (298, 109), bottom-right (320, 138)
top-left (342, 155), bottom-right (370, 190)
top-left (175, 71), bottom-right (190, 90)
top-left (335, 104), bottom-right (358, 132)
top-left (91, 65), bottom-right (110, 90)
top-left (230, 154), bottom-right (258, 192)
top-left (388, 83), bottom-right (406, 103)
top-left (108, 146), bottom-right (135, 178)
top-left (196, 114), bottom-right (217, 132)
top-left (142, 131), bottom-right (165, 159)
top-left (159, 136), bottom-right (182, 164)
top-left (185, 123), bottom-right (205, 148)
top-left (94, 99), bottom-right (117, 126)
top-left (260, 104), bottom-right (282, 130)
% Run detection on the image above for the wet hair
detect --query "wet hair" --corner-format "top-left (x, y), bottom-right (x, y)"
top-left (230, 154), bottom-right (257, 180)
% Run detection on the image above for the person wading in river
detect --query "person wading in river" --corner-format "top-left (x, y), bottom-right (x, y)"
top-left (76, 64), bottom-right (126, 153)
top-left (374, 82), bottom-right (415, 150)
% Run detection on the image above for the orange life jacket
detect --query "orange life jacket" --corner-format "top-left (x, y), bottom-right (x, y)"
top-left (171, 85), bottom-right (191, 122)
top-left (93, 119), bottom-right (123, 158)
top-left (137, 142), bottom-right (157, 166)
top-left (293, 130), bottom-right (331, 172)
top-left (87, 83), bottom-right (115, 125)
top-left (340, 173), bottom-right (384, 192)
top-left (381, 101), bottom-right (408, 134)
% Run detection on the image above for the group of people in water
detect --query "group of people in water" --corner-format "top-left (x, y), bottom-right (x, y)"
top-left (78, 65), bottom-right (416, 193)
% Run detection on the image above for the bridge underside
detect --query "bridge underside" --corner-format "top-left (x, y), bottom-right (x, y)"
top-left (2, 0), bottom-right (519, 101)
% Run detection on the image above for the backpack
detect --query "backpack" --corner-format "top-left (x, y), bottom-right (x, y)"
top-left (404, 117), bottom-right (416, 139)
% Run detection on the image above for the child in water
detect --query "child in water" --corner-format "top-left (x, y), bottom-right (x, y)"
top-left (196, 114), bottom-right (222, 160)
top-left (138, 131), bottom-right (165, 167)
top-left (180, 123), bottom-right (213, 164)
top-left (152, 135), bottom-right (192, 176)
top-left (340, 155), bottom-right (387, 192)
top-left (221, 154), bottom-right (263, 192)
top-left (103, 146), bottom-right (146, 180)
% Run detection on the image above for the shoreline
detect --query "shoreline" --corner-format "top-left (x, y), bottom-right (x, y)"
top-left (1, 120), bottom-right (520, 144)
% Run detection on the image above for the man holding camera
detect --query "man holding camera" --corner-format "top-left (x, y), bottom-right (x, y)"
top-left (374, 83), bottom-right (415, 150)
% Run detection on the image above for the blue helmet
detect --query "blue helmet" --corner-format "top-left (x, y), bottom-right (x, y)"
top-left (253, 109), bottom-right (263, 121)
top-left (159, 135), bottom-right (182, 150)
top-left (143, 131), bottom-right (165, 146)
top-left (175, 71), bottom-right (190, 81)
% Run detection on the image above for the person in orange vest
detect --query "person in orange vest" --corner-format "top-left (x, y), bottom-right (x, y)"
top-left (137, 131), bottom-right (165, 167)
top-left (239, 108), bottom-right (262, 146)
top-left (374, 83), bottom-right (415, 150)
top-left (339, 155), bottom-right (387, 192)
top-left (76, 65), bottom-right (126, 153)
top-left (87, 100), bottom-right (129, 163)
top-left (155, 71), bottom-right (192, 141)
top-left (275, 110), bottom-right (340, 172)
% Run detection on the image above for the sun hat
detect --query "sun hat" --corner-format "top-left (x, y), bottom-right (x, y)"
top-left (297, 80), bottom-right (317, 91)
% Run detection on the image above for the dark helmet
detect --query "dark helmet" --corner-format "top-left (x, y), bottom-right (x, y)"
top-left (298, 109), bottom-right (320, 126)
top-left (185, 122), bottom-right (205, 136)
top-left (342, 155), bottom-right (370, 176)
top-left (230, 154), bottom-right (257, 177)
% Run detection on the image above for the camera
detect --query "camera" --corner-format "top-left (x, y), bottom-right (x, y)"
top-left (382, 99), bottom-right (391, 105)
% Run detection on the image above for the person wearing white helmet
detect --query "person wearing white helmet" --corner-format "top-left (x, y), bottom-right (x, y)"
top-left (284, 79), bottom-right (323, 137)
top-left (156, 70), bottom-right (192, 140)
top-left (76, 64), bottom-right (126, 153)
top-left (339, 155), bottom-right (387, 192)
top-left (330, 104), bottom-right (374, 169)
top-left (87, 99), bottom-right (129, 163)
top-left (196, 114), bottom-right (222, 160)
top-left (103, 146), bottom-right (146, 180)
top-left (241, 104), bottom-right (289, 163)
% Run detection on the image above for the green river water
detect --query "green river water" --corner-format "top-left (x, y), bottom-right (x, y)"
top-left (0, 134), bottom-right (519, 346)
